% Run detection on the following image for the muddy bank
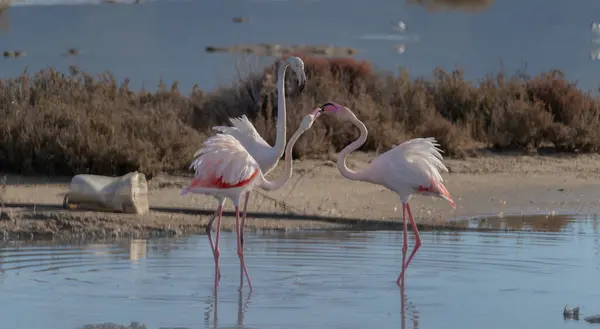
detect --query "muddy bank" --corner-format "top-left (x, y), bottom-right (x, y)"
top-left (204, 43), bottom-right (357, 57)
top-left (2, 153), bottom-right (600, 240)
top-left (0, 205), bottom-right (469, 240)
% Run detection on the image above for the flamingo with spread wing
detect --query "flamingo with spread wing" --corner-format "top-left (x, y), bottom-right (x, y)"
top-left (210, 56), bottom-right (306, 250)
top-left (180, 112), bottom-right (318, 291)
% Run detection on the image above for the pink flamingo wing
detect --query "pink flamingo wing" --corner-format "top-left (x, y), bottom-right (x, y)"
top-left (189, 169), bottom-right (259, 189)
top-left (371, 137), bottom-right (448, 184)
top-left (369, 137), bottom-right (454, 207)
top-left (186, 133), bottom-right (261, 190)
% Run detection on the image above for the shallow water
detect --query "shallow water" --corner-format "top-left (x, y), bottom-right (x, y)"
top-left (3, 0), bottom-right (600, 92)
top-left (0, 215), bottom-right (599, 329)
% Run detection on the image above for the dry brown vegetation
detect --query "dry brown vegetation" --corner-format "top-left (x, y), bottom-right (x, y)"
top-left (1, 56), bottom-right (599, 177)
top-left (0, 0), bottom-right (10, 32)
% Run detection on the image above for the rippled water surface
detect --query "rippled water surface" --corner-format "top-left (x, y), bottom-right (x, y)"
top-left (3, 0), bottom-right (600, 91)
top-left (1, 215), bottom-right (600, 329)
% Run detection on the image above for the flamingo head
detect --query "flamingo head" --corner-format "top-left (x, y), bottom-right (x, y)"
top-left (286, 56), bottom-right (307, 93)
top-left (311, 102), bottom-right (356, 121)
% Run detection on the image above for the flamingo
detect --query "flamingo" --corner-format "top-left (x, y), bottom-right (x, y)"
top-left (211, 56), bottom-right (306, 250)
top-left (180, 112), bottom-right (318, 291)
top-left (312, 102), bottom-right (456, 285)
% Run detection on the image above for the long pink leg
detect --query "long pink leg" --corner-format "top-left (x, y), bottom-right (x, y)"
top-left (206, 212), bottom-right (216, 252)
top-left (240, 192), bottom-right (250, 248)
top-left (235, 205), bottom-right (253, 291)
top-left (206, 211), bottom-right (217, 253)
top-left (207, 206), bottom-right (222, 279)
top-left (213, 205), bottom-right (223, 287)
top-left (404, 203), bottom-right (422, 270)
top-left (397, 203), bottom-right (409, 285)
top-left (239, 192), bottom-right (251, 288)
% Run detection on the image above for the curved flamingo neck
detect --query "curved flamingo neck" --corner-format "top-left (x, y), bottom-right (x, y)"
top-left (272, 60), bottom-right (290, 162)
top-left (259, 123), bottom-right (305, 191)
top-left (337, 117), bottom-right (368, 182)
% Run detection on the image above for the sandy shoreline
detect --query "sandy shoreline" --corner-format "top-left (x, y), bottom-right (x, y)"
top-left (1, 152), bottom-right (600, 240)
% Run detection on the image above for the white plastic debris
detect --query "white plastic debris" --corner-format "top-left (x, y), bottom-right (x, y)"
top-left (64, 171), bottom-right (149, 214)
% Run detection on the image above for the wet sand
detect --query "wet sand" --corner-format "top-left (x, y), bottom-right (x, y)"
top-left (2, 152), bottom-right (600, 239)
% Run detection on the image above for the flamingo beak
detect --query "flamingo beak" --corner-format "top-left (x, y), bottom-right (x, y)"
top-left (297, 73), bottom-right (307, 93)
top-left (298, 80), bottom-right (306, 93)
top-left (430, 181), bottom-right (455, 209)
top-left (442, 195), bottom-right (456, 209)
top-left (438, 185), bottom-right (456, 209)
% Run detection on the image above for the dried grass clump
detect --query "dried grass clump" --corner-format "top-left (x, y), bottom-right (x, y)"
top-left (1, 57), bottom-right (600, 177)
top-left (0, 67), bottom-right (203, 177)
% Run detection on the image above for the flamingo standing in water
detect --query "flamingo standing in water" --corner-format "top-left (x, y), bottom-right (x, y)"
top-left (312, 102), bottom-right (456, 285)
top-left (210, 56), bottom-right (306, 252)
top-left (180, 112), bottom-right (318, 291)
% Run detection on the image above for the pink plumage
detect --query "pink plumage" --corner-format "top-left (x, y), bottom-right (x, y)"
top-left (180, 132), bottom-right (261, 291)
top-left (181, 109), bottom-right (318, 294)
top-left (183, 57), bottom-right (307, 294)
top-left (368, 137), bottom-right (455, 207)
top-left (181, 133), bottom-right (261, 195)
top-left (313, 102), bottom-right (455, 286)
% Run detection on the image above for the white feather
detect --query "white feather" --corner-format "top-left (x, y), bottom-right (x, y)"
top-left (369, 137), bottom-right (448, 190)
top-left (188, 133), bottom-right (260, 188)
top-left (212, 115), bottom-right (277, 172)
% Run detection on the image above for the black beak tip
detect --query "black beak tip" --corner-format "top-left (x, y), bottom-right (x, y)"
top-left (298, 81), bottom-right (306, 93)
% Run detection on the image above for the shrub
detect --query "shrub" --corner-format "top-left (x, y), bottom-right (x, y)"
top-left (1, 56), bottom-right (600, 177)
top-left (0, 68), bottom-right (203, 177)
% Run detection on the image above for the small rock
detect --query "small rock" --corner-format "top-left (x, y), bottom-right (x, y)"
top-left (66, 48), bottom-right (79, 56)
top-left (129, 322), bottom-right (148, 329)
top-left (232, 16), bottom-right (248, 23)
top-left (564, 304), bottom-right (581, 320)
top-left (0, 212), bottom-right (10, 221)
top-left (585, 315), bottom-right (600, 324)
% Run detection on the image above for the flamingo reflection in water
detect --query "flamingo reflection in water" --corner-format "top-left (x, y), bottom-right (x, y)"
top-left (205, 281), bottom-right (253, 329)
top-left (399, 278), bottom-right (421, 329)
